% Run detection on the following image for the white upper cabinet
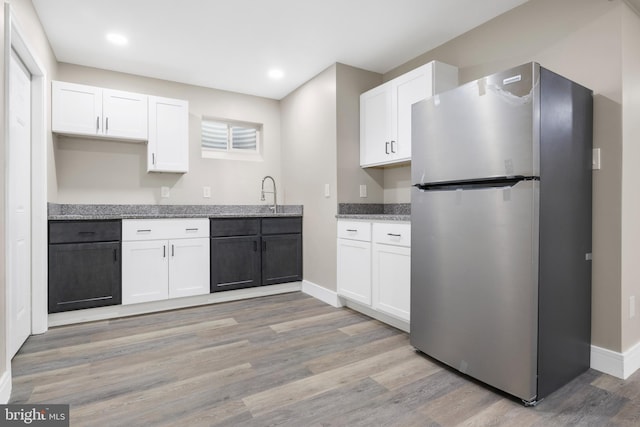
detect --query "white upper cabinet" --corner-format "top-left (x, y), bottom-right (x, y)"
top-left (102, 89), bottom-right (148, 140)
top-left (52, 81), bottom-right (148, 141)
top-left (148, 96), bottom-right (189, 173)
top-left (360, 61), bottom-right (458, 167)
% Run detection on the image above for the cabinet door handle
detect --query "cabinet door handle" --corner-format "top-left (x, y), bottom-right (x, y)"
top-left (152, 153), bottom-right (156, 165)
top-left (96, 116), bottom-right (100, 131)
top-left (385, 141), bottom-right (390, 154)
top-left (172, 244), bottom-right (175, 257)
top-left (262, 240), bottom-right (267, 252)
top-left (390, 140), bottom-right (396, 153)
top-left (387, 233), bottom-right (401, 237)
top-left (253, 240), bottom-right (258, 252)
top-left (106, 117), bottom-right (109, 131)
top-left (114, 248), bottom-right (118, 262)
top-left (163, 245), bottom-right (166, 258)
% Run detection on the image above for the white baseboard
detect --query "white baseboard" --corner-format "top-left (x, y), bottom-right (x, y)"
top-left (301, 280), bottom-right (343, 308)
top-left (0, 369), bottom-right (11, 404)
top-left (49, 283), bottom-right (301, 327)
top-left (591, 341), bottom-right (640, 379)
top-left (343, 300), bottom-right (409, 333)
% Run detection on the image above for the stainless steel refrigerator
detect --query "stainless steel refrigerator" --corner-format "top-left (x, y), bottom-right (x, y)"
top-left (410, 62), bottom-right (593, 405)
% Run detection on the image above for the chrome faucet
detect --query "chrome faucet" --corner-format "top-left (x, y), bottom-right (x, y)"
top-left (261, 175), bottom-right (277, 213)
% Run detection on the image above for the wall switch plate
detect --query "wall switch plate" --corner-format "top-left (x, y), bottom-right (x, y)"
top-left (203, 186), bottom-right (211, 198)
top-left (324, 183), bottom-right (330, 198)
top-left (359, 184), bottom-right (367, 198)
top-left (592, 148), bottom-right (601, 170)
top-left (161, 186), bottom-right (170, 198)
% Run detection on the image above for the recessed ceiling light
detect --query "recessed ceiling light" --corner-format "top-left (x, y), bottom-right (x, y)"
top-left (106, 33), bottom-right (128, 46)
top-left (268, 69), bottom-right (284, 79)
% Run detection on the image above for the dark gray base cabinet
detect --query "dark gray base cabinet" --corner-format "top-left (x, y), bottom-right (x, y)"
top-left (262, 234), bottom-right (302, 285)
top-left (48, 220), bottom-right (122, 313)
top-left (210, 217), bottom-right (302, 292)
top-left (210, 236), bottom-right (261, 292)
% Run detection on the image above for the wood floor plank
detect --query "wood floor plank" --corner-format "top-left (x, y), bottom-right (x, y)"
top-left (9, 292), bottom-right (639, 426)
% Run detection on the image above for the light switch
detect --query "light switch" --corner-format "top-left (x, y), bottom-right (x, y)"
top-left (324, 184), bottom-right (330, 198)
top-left (592, 148), bottom-right (601, 170)
top-left (203, 186), bottom-right (211, 198)
top-left (161, 186), bottom-right (170, 198)
top-left (359, 184), bottom-right (367, 198)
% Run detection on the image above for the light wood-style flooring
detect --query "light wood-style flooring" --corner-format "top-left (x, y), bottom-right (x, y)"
top-left (9, 292), bottom-right (640, 426)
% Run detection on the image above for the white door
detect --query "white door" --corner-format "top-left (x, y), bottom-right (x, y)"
top-left (102, 89), bottom-right (148, 140)
top-left (336, 238), bottom-right (371, 306)
top-left (168, 238), bottom-right (210, 298)
top-left (372, 243), bottom-right (411, 322)
top-left (360, 83), bottom-right (392, 167)
top-left (51, 81), bottom-right (102, 136)
top-left (148, 96), bottom-right (189, 173)
top-left (121, 240), bottom-right (169, 304)
top-left (8, 49), bottom-right (32, 358)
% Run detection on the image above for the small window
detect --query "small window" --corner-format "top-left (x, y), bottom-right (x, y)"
top-left (202, 118), bottom-right (262, 161)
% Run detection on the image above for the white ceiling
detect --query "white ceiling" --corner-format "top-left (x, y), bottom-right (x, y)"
top-left (32, 0), bottom-right (528, 100)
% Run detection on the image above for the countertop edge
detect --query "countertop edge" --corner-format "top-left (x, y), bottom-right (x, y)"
top-left (335, 214), bottom-right (410, 222)
top-left (49, 213), bottom-right (303, 221)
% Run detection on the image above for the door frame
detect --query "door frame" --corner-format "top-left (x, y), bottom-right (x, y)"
top-left (4, 4), bottom-right (48, 366)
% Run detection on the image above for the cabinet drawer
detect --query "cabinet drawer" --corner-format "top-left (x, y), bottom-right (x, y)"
top-left (49, 220), bottom-right (121, 244)
top-left (262, 217), bottom-right (302, 235)
top-left (337, 221), bottom-right (371, 242)
top-left (210, 218), bottom-right (260, 237)
top-left (373, 222), bottom-right (411, 247)
top-left (122, 218), bottom-right (209, 241)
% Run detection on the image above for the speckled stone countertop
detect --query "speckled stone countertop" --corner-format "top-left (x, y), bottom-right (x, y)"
top-left (335, 203), bottom-right (410, 222)
top-left (48, 203), bottom-right (303, 220)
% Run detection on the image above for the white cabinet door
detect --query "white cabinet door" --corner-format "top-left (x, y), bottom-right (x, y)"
top-left (122, 240), bottom-right (169, 304)
top-left (360, 61), bottom-right (458, 167)
top-left (102, 89), bottom-right (148, 140)
top-left (372, 243), bottom-right (411, 322)
top-left (337, 238), bottom-right (371, 305)
top-left (52, 81), bottom-right (102, 136)
top-left (392, 65), bottom-right (431, 162)
top-left (360, 82), bottom-right (392, 167)
top-left (168, 237), bottom-right (210, 298)
top-left (148, 96), bottom-right (189, 173)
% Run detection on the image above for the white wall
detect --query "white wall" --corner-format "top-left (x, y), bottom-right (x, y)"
top-left (54, 63), bottom-right (282, 206)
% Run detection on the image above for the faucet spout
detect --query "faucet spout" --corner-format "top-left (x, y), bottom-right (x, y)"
top-left (261, 175), bottom-right (277, 213)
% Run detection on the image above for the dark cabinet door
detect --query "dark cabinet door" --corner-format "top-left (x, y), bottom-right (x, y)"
top-left (48, 241), bottom-right (122, 313)
top-left (262, 234), bottom-right (302, 285)
top-left (210, 236), bottom-right (261, 292)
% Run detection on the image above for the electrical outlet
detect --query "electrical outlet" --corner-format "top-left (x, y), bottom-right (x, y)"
top-left (161, 186), bottom-right (170, 198)
top-left (203, 186), bottom-right (211, 198)
top-left (359, 184), bottom-right (367, 198)
top-left (324, 184), bottom-right (330, 198)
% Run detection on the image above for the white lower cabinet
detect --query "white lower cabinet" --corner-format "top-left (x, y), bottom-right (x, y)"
top-left (372, 222), bottom-right (411, 322)
top-left (337, 220), bottom-right (411, 326)
top-left (122, 218), bottom-right (209, 305)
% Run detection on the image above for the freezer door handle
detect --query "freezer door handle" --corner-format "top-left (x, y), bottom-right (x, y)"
top-left (415, 176), bottom-right (537, 191)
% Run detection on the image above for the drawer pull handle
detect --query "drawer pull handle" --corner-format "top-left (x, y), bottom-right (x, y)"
top-left (78, 231), bottom-right (95, 235)
top-left (387, 233), bottom-right (402, 237)
top-left (346, 229), bottom-right (358, 232)
top-left (185, 228), bottom-right (199, 232)
top-left (137, 229), bottom-right (152, 233)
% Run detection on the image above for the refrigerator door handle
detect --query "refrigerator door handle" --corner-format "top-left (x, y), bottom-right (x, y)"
top-left (415, 176), bottom-right (538, 192)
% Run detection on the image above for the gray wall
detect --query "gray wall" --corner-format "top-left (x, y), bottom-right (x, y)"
top-left (54, 64), bottom-right (282, 206)
top-left (383, 0), bottom-right (630, 352)
top-left (336, 63), bottom-right (384, 204)
top-left (281, 65), bottom-right (338, 290)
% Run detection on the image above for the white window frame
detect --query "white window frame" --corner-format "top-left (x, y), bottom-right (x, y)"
top-left (201, 117), bottom-right (263, 161)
